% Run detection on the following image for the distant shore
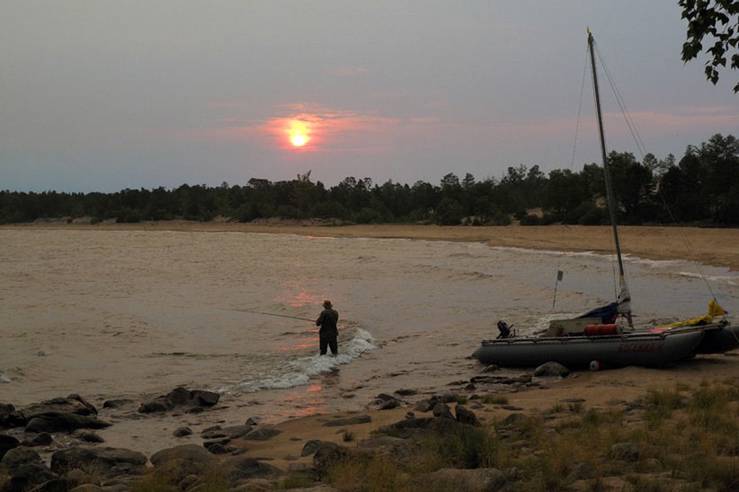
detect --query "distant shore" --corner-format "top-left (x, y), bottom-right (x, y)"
top-left (5, 221), bottom-right (739, 270)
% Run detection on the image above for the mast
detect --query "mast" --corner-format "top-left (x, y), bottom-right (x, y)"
top-left (587, 29), bottom-right (633, 327)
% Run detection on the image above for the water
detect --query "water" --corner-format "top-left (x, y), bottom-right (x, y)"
top-left (1, 229), bottom-right (737, 422)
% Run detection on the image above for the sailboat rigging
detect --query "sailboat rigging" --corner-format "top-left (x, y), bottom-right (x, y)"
top-left (472, 30), bottom-right (738, 369)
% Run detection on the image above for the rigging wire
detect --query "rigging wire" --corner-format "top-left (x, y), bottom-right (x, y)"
top-left (590, 38), bottom-right (719, 302)
top-left (569, 45), bottom-right (590, 169)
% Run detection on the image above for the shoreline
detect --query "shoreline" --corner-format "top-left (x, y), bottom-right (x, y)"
top-left (4, 221), bottom-right (739, 270)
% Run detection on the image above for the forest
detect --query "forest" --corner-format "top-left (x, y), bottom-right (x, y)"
top-left (1, 134), bottom-right (737, 226)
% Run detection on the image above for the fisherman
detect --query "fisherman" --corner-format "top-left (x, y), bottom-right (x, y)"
top-left (316, 300), bottom-right (339, 356)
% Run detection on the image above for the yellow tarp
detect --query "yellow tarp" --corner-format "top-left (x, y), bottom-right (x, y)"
top-left (654, 299), bottom-right (728, 331)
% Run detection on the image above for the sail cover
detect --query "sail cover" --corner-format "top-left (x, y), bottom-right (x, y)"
top-left (578, 302), bottom-right (618, 324)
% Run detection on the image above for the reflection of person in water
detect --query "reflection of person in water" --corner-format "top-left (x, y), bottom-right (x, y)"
top-left (316, 300), bottom-right (339, 356)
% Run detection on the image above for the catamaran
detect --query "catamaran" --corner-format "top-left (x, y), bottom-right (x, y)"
top-left (473, 31), bottom-right (738, 369)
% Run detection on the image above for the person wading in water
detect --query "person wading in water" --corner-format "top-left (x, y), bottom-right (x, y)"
top-left (316, 300), bottom-right (339, 356)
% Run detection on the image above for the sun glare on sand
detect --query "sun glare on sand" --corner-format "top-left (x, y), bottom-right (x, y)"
top-left (288, 120), bottom-right (310, 148)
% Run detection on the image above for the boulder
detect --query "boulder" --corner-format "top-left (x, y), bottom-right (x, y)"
top-left (533, 362), bottom-right (570, 378)
top-left (219, 456), bottom-right (282, 484)
top-left (150, 444), bottom-right (214, 468)
top-left (203, 441), bottom-right (233, 455)
top-left (27, 478), bottom-right (74, 492)
top-left (610, 442), bottom-right (640, 462)
top-left (301, 440), bottom-right (322, 457)
top-left (312, 443), bottom-right (350, 478)
top-left (74, 431), bottom-right (104, 443)
top-left (138, 388), bottom-right (220, 414)
top-left (149, 444), bottom-right (216, 480)
top-left (0, 403), bottom-right (27, 429)
top-left (25, 413), bottom-right (111, 433)
top-left (394, 389), bottom-right (417, 396)
top-left (323, 415), bottom-right (371, 427)
top-left (455, 406), bottom-right (480, 426)
top-left (24, 433), bottom-right (53, 447)
top-left (243, 425), bottom-right (281, 441)
top-left (1, 447), bottom-right (43, 473)
top-left (432, 402), bottom-right (454, 420)
top-left (50, 447), bottom-right (147, 477)
top-left (5, 463), bottom-right (56, 492)
top-left (22, 395), bottom-right (97, 419)
top-left (173, 427), bottom-right (192, 438)
top-left (421, 468), bottom-right (507, 492)
top-left (369, 394), bottom-right (400, 411)
top-left (101, 400), bottom-right (132, 410)
top-left (414, 399), bottom-right (436, 412)
top-left (0, 434), bottom-right (19, 460)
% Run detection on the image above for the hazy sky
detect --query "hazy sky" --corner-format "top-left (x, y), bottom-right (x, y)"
top-left (2, 1), bottom-right (737, 192)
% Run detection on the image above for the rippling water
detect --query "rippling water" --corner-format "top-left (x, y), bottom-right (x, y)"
top-left (1, 229), bottom-right (737, 421)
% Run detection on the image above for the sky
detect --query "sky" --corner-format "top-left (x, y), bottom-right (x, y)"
top-left (2, 1), bottom-right (737, 192)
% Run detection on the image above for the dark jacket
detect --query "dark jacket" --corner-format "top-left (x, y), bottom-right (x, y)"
top-left (316, 308), bottom-right (339, 337)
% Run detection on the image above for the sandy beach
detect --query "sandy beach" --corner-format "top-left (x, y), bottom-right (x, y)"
top-left (9, 222), bottom-right (739, 270)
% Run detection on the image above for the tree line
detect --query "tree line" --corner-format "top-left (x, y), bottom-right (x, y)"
top-left (1, 134), bottom-right (737, 226)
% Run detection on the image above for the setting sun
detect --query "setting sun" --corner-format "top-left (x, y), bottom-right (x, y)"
top-left (288, 120), bottom-right (310, 148)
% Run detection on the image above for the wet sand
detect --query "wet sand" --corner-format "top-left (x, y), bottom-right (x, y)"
top-left (8, 222), bottom-right (739, 270)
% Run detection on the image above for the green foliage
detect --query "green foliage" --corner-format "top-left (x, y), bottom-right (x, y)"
top-left (679, 0), bottom-right (739, 92)
top-left (1, 134), bottom-right (737, 225)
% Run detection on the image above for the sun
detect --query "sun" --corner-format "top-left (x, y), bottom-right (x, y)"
top-left (288, 120), bottom-right (310, 148)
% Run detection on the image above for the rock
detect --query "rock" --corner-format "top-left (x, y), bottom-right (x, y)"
top-left (610, 442), bottom-right (640, 462)
top-left (434, 392), bottom-right (458, 403)
top-left (244, 417), bottom-right (261, 426)
top-left (190, 390), bottom-right (220, 407)
top-left (138, 388), bottom-right (220, 414)
top-left (0, 403), bottom-right (27, 429)
top-left (533, 362), bottom-right (570, 378)
top-left (173, 427), bottom-right (192, 438)
top-left (432, 402), bottom-right (454, 419)
top-left (149, 444), bottom-right (216, 480)
top-left (301, 440), bottom-right (322, 457)
top-left (323, 415), bottom-right (371, 427)
top-left (455, 406), bottom-right (480, 426)
top-left (219, 456), bottom-right (282, 484)
top-left (218, 425), bottom-right (253, 439)
top-left (312, 443), bottom-right (350, 478)
top-left (101, 399), bottom-right (132, 410)
top-left (24, 433), bottom-right (53, 447)
top-left (22, 396), bottom-right (97, 420)
top-left (243, 425), bottom-right (281, 441)
top-left (25, 413), bottom-right (110, 434)
top-left (421, 468), bottom-right (507, 492)
top-left (5, 463), bottom-right (56, 491)
top-left (394, 389), bottom-right (417, 396)
top-left (414, 399), bottom-right (436, 412)
top-left (369, 394), bottom-right (400, 411)
top-left (1, 447), bottom-right (43, 472)
top-left (150, 444), bottom-right (214, 467)
top-left (203, 441), bottom-right (232, 454)
top-left (231, 478), bottom-right (274, 491)
top-left (0, 434), bottom-right (20, 459)
top-left (50, 447), bottom-right (147, 477)
top-left (27, 478), bottom-right (74, 492)
top-left (75, 431), bottom-right (104, 443)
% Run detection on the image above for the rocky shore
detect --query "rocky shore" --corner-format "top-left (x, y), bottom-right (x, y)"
top-left (3, 355), bottom-right (738, 491)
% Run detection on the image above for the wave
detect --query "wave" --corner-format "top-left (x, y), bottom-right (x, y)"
top-left (491, 246), bottom-right (684, 267)
top-left (230, 328), bottom-right (376, 393)
top-left (0, 371), bottom-right (11, 384)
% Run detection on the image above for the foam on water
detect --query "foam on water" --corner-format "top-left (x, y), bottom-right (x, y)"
top-left (229, 328), bottom-right (376, 393)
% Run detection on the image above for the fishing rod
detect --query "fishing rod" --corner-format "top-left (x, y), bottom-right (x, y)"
top-left (227, 308), bottom-right (315, 322)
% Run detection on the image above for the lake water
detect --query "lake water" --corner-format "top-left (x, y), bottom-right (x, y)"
top-left (1, 229), bottom-right (737, 429)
